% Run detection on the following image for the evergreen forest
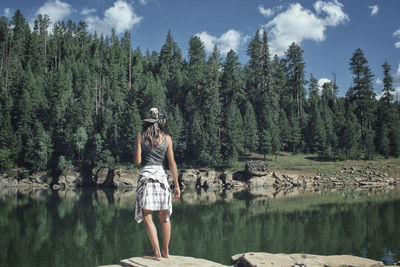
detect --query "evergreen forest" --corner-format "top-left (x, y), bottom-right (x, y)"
top-left (1, 11), bottom-right (400, 175)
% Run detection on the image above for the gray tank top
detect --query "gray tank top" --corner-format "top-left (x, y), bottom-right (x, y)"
top-left (141, 135), bottom-right (167, 166)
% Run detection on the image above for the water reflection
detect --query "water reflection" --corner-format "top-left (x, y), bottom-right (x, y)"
top-left (0, 186), bottom-right (399, 266)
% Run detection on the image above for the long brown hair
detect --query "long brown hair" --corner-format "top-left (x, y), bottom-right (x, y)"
top-left (142, 118), bottom-right (166, 147)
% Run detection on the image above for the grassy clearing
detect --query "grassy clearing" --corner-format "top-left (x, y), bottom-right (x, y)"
top-left (236, 152), bottom-right (400, 178)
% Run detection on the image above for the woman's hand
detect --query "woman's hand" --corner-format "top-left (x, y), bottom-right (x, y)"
top-left (174, 186), bottom-right (181, 200)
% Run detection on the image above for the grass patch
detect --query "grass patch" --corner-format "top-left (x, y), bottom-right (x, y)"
top-left (235, 152), bottom-right (400, 177)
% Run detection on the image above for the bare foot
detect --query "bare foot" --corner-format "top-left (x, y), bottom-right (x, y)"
top-left (161, 250), bottom-right (169, 258)
top-left (142, 255), bottom-right (162, 261)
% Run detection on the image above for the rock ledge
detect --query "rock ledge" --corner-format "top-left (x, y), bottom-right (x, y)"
top-left (99, 252), bottom-right (396, 267)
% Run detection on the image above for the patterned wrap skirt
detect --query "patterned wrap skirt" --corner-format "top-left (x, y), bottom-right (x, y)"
top-left (135, 165), bottom-right (172, 223)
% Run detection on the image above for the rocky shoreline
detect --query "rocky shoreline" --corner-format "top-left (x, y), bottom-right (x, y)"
top-left (1, 160), bottom-right (399, 191)
top-left (99, 252), bottom-right (399, 267)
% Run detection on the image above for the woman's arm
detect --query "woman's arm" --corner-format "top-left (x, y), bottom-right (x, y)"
top-left (133, 132), bottom-right (141, 166)
top-left (166, 135), bottom-right (180, 199)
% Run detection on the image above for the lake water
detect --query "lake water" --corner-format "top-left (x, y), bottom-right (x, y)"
top-left (0, 186), bottom-right (399, 266)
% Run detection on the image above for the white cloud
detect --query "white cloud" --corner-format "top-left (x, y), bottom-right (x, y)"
top-left (376, 78), bottom-right (383, 85)
top-left (368, 5), bottom-right (378, 16)
top-left (81, 8), bottom-right (96, 15)
top-left (264, 1), bottom-right (349, 56)
top-left (377, 63), bottom-right (400, 100)
top-left (258, 5), bottom-right (284, 18)
top-left (394, 63), bottom-right (400, 86)
top-left (85, 0), bottom-right (142, 35)
top-left (4, 8), bottom-right (11, 17)
top-left (138, 0), bottom-right (148, 5)
top-left (394, 29), bottom-right (400, 48)
top-left (195, 32), bottom-right (217, 53)
top-left (195, 29), bottom-right (248, 55)
top-left (318, 78), bottom-right (331, 93)
top-left (314, 0), bottom-right (349, 26)
top-left (395, 64), bottom-right (400, 100)
top-left (258, 5), bottom-right (274, 18)
top-left (36, 0), bottom-right (72, 23)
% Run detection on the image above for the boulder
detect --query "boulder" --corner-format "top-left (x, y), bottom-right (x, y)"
top-left (119, 255), bottom-right (227, 267)
top-left (58, 170), bottom-right (85, 188)
top-left (18, 178), bottom-right (32, 187)
top-left (114, 169), bottom-right (139, 188)
top-left (248, 176), bottom-right (276, 188)
top-left (180, 169), bottom-right (199, 187)
top-left (93, 167), bottom-right (114, 187)
top-left (231, 252), bottom-right (386, 267)
top-left (245, 160), bottom-right (269, 176)
top-left (29, 172), bottom-right (52, 186)
top-left (198, 169), bottom-right (219, 188)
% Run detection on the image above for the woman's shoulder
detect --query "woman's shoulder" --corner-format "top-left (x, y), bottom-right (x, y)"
top-left (164, 134), bottom-right (172, 144)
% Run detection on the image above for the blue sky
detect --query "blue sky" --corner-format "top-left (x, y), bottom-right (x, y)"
top-left (2, 0), bottom-right (400, 97)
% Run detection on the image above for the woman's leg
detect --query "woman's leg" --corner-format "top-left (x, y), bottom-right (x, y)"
top-left (158, 210), bottom-right (171, 258)
top-left (142, 209), bottom-right (161, 260)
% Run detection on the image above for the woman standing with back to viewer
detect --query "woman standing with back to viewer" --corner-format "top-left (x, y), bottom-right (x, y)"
top-left (133, 107), bottom-right (181, 261)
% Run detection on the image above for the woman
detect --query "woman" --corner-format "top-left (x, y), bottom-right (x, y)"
top-left (134, 107), bottom-right (181, 261)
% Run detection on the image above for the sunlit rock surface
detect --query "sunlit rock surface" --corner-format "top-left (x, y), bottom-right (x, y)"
top-left (231, 252), bottom-right (391, 267)
top-left (99, 255), bottom-right (228, 267)
top-left (99, 252), bottom-right (395, 267)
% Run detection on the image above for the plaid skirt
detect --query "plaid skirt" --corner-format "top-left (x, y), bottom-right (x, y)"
top-left (135, 166), bottom-right (172, 223)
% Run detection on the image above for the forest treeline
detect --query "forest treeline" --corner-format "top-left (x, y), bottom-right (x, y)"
top-left (1, 10), bottom-right (400, 175)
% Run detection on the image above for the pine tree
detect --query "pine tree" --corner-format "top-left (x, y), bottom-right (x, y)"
top-left (259, 128), bottom-right (272, 160)
top-left (245, 30), bottom-right (262, 108)
top-left (159, 30), bottom-right (184, 107)
top-left (285, 42), bottom-right (306, 119)
top-left (202, 46), bottom-right (222, 166)
top-left (284, 42), bottom-right (307, 152)
top-left (341, 109), bottom-right (361, 159)
top-left (166, 106), bottom-right (186, 161)
top-left (381, 61), bottom-right (394, 104)
top-left (278, 108), bottom-right (290, 151)
top-left (220, 49), bottom-right (246, 110)
top-left (346, 48), bottom-right (376, 154)
top-left (376, 61), bottom-right (400, 157)
top-left (222, 102), bottom-right (243, 164)
top-left (243, 101), bottom-right (258, 155)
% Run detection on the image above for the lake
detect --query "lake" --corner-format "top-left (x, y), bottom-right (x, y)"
top-left (0, 186), bottom-right (399, 266)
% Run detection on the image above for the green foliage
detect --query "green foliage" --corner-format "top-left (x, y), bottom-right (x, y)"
top-left (167, 106), bottom-right (186, 161)
top-left (259, 128), bottom-right (272, 160)
top-left (58, 155), bottom-right (72, 176)
top-left (243, 101), bottom-right (258, 154)
top-left (0, 11), bottom-right (399, 175)
top-left (222, 102), bottom-right (243, 164)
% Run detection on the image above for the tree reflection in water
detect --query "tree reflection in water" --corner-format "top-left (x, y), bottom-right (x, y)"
top-left (0, 186), bottom-right (399, 266)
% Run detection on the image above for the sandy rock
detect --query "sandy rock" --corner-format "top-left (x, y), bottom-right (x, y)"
top-left (120, 255), bottom-right (228, 267)
top-left (231, 252), bottom-right (386, 267)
